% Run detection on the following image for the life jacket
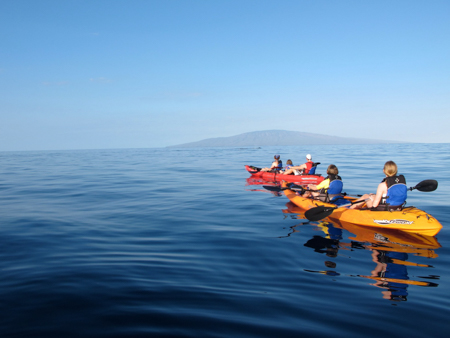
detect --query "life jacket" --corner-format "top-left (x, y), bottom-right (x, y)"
top-left (268, 160), bottom-right (283, 172)
top-left (304, 160), bottom-right (313, 174)
top-left (285, 163), bottom-right (294, 170)
top-left (327, 175), bottom-right (343, 195)
top-left (382, 175), bottom-right (407, 206)
top-left (276, 160), bottom-right (283, 170)
top-left (316, 175), bottom-right (343, 203)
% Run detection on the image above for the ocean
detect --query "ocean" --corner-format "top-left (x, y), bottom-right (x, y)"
top-left (0, 143), bottom-right (449, 337)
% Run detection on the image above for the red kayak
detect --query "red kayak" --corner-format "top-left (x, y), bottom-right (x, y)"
top-left (245, 165), bottom-right (324, 184)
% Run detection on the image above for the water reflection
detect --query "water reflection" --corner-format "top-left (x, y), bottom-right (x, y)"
top-left (304, 222), bottom-right (342, 258)
top-left (283, 202), bottom-right (441, 302)
top-left (245, 177), bottom-right (282, 196)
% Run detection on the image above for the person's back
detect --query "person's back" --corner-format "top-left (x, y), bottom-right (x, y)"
top-left (302, 165), bottom-right (342, 202)
top-left (382, 174), bottom-right (407, 208)
top-left (261, 154), bottom-right (282, 172)
top-left (276, 159), bottom-right (283, 170)
top-left (326, 174), bottom-right (343, 202)
top-left (350, 161), bottom-right (407, 210)
top-left (300, 160), bottom-right (313, 174)
top-left (283, 159), bottom-right (294, 171)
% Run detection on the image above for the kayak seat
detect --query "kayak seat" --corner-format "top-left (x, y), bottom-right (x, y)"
top-left (370, 203), bottom-right (405, 211)
top-left (308, 162), bottom-right (320, 175)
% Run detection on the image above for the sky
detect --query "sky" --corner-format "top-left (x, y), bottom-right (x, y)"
top-left (1, 0), bottom-right (449, 151)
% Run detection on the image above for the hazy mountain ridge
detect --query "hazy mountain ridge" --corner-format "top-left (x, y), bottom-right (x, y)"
top-left (168, 130), bottom-right (403, 148)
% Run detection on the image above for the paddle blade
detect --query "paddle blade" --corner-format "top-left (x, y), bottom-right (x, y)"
top-left (263, 185), bottom-right (283, 192)
top-left (247, 166), bottom-right (261, 174)
top-left (412, 180), bottom-right (438, 192)
top-left (289, 184), bottom-right (305, 193)
top-left (305, 206), bottom-right (336, 222)
top-left (263, 184), bottom-right (305, 193)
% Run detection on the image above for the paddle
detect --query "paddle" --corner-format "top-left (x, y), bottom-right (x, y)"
top-left (263, 184), bottom-right (305, 193)
top-left (304, 200), bottom-right (367, 221)
top-left (248, 166), bottom-right (261, 174)
top-left (263, 185), bottom-right (362, 198)
top-left (410, 179), bottom-right (438, 192)
top-left (304, 179), bottom-right (438, 222)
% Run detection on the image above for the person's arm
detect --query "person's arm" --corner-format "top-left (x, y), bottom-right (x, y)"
top-left (315, 178), bottom-right (330, 191)
top-left (371, 182), bottom-right (387, 208)
top-left (289, 163), bottom-right (306, 170)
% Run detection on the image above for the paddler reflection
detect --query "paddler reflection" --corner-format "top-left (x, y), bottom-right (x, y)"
top-left (368, 250), bottom-right (410, 301)
top-left (304, 222), bottom-right (342, 258)
top-left (282, 202), bottom-right (441, 301)
top-left (303, 222), bottom-right (343, 276)
top-left (359, 248), bottom-right (439, 301)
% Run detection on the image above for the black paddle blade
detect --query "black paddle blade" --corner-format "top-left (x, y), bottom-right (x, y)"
top-left (263, 185), bottom-right (305, 193)
top-left (263, 185), bottom-right (283, 192)
top-left (305, 206), bottom-right (336, 222)
top-left (412, 179), bottom-right (438, 192)
top-left (286, 183), bottom-right (306, 193)
top-left (248, 166), bottom-right (261, 174)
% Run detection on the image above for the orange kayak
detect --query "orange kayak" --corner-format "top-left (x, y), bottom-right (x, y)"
top-left (282, 182), bottom-right (443, 237)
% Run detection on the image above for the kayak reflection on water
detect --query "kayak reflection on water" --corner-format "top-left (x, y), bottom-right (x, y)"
top-left (282, 204), bottom-right (441, 302)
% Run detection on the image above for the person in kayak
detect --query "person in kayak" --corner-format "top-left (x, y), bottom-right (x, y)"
top-left (285, 159), bottom-right (294, 171)
top-left (282, 154), bottom-right (314, 175)
top-left (350, 161), bottom-right (407, 210)
top-left (278, 159), bottom-right (294, 173)
top-left (302, 164), bottom-right (343, 202)
top-left (261, 155), bottom-right (283, 172)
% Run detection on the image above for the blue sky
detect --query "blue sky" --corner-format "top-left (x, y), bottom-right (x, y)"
top-left (1, 0), bottom-right (449, 151)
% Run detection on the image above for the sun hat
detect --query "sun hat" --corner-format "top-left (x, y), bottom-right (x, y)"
top-left (306, 154), bottom-right (312, 160)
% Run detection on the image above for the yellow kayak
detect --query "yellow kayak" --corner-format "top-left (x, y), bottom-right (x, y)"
top-left (281, 182), bottom-right (443, 237)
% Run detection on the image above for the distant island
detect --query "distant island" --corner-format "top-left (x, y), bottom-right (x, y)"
top-left (167, 130), bottom-right (403, 148)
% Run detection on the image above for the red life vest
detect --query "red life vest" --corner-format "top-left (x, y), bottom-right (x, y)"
top-left (304, 160), bottom-right (313, 174)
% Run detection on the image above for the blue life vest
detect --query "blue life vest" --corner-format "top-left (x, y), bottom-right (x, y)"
top-left (276, 160), bottom-right (283, 170)
top-left (318, 175), bottom-right (343, 204)
top-left (383, 175), bottom-right (407, 206)
top-left (327, 175), bottom-right (343, 195)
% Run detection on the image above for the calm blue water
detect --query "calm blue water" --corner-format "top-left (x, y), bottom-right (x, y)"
top-left (1, 144), bottom-right (449, 337)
